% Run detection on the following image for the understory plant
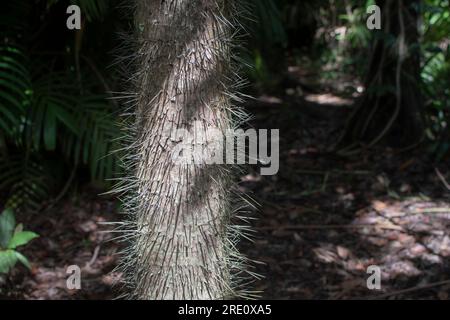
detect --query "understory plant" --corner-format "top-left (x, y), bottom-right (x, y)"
top-left (0, 208), bottom-right (39, 274)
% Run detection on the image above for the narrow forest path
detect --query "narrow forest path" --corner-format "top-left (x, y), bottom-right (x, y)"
top-left (240, 82), bottom-right (450, 299)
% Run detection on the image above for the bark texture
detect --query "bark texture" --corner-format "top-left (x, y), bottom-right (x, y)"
top-left (117, 0), bottom-right (250, 300)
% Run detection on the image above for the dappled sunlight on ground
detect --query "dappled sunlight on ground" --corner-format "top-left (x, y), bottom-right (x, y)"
top-left (239, 87), bottom-right (450, 299)
top-left (308, 197), bottom-right (450, 298)
top-left (304, 93), bottom-right (354, 106)
top-left (354, 199), bottom-right (450, 279)
top-left (3, 75), bottom-right (449, 300)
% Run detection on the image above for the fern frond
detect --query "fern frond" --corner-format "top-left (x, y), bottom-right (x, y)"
top-left (0, 155), bottom-right (50, 212)
top-left (0, 46), bottom-right (31, 136)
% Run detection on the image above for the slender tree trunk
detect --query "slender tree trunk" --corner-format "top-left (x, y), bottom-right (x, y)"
top-left (338, 0), bottom-right (425, 153)
top-left (120, 0), bottom-right (246, 299)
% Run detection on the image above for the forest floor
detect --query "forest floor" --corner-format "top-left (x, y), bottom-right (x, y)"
top-left (239, 66), bottom-right (450, 299)
top-left (1, 67), bottom-right (450, 300)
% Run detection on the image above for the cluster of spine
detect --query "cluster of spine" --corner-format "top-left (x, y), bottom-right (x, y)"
top-left (111, 0), bottom-right (258, 299)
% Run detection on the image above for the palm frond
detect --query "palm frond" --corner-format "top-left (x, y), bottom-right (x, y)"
top-left (0, 155), bottom-right (50, 212)
top-left (0, 46), bottom-right (31, 137)
top-left (66, 95), bottom-right (120, 182)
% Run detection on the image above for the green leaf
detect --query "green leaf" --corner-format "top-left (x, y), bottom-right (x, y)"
top-left (0, 93), bottom-right (23, 123)
top-left (32, 96), bottom-right (46, 149)
top-left (0, 209), bottom-right (16, 248)
top-left (0, 250), bottom-right (18, 274)
top-left (14, 223), bottom-right (23, 234)
top-left (7, 231), bottom-right (39, 249)
top-left (51, 102), bottom-right (79, 134)
top-left (0, 156), bottom-right (51, 212)
top-left (15, 251), bottom-right (31, 270)
top-left (44, 104), bottom-right (56, 150)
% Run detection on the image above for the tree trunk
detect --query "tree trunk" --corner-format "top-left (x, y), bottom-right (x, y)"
top-left (338, 0), bottom-right (425, 154)
top-left (118, 0), bottom-right (248, 300)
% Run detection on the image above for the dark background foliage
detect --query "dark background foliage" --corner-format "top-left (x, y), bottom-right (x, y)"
top-left (1, 0), bottom-right (448, 212)
top-left (0, 0), bottom-right (449, 299)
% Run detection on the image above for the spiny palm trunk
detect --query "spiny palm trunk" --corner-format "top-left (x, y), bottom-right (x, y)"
top-left (123, 0), bottom-right (245, 299)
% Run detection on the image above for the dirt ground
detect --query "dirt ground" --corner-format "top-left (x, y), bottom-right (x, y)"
top-left (240, 91), bottom-right (450, 299)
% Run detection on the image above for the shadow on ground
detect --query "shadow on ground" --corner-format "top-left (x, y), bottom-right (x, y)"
top-left (1, 84), bottom-right (449, 300)
top-left (239, 89), bottom-right (450, 299)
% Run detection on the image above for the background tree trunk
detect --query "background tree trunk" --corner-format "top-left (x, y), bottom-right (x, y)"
top-left (120, 0), bottom-right (247, 299)
top-left (338, 0), bottom-right (425, 154)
